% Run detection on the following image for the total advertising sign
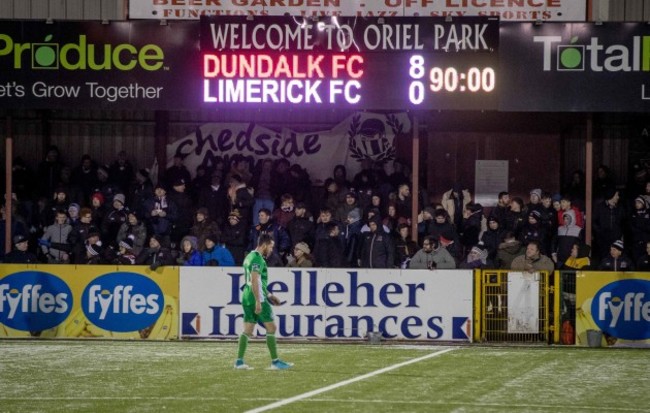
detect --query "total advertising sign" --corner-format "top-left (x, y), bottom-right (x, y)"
top-left (179, 267), bottom-right (474, 341)
top-left (576, 272), bottom-right (650, 348)
top-left (500, 22), bottom-right (650, 112)
top-left (130, 0), bottom-right (585, 22)
top-left (0, 264), bottom-right (179, 340)
top-left (0, 20), bottom-right (199, 110)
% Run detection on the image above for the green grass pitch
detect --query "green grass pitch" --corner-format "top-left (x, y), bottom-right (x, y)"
top-left (0, 340), bottom-right (647, 413)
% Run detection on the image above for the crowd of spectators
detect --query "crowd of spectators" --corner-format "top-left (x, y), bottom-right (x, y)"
top-left (2, 146), bottom-right (650, 273)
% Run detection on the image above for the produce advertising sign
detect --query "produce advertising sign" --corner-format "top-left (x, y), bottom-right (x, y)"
top-left (179, 267), bottom-right (474, 341)
top-left (0, 20), bottom-right (199, 110)
top-left (130, 0), bottom-right (585, 22)
top-left (500, 22), bottom-right (650, 112)
top-left (575, 272), bottom-right (650, 348)
top-left (200, 15), bottom-right (499, 110)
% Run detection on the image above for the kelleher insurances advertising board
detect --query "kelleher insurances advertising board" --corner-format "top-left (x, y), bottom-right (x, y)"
top-left (179, 267), bottom-right (474, 341)
top-left (576, 272), bottom-right (650, 348)
top-left (0, 264), bottom-right (179, 340)
top-left (129, 0), bottom-right (585, 22)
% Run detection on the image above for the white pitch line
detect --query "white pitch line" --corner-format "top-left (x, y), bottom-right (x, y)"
top-left (244, 347), bottom-right (456, 413)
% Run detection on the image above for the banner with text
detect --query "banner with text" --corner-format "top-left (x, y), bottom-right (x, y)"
top-left (575, 272), bottom-right (650, 348)
top-left (130, 0), bottom-right (585, 21)
top-left (166, 111), bottom-right (411, 184)
top-left (179, 267), bottom-right (474, 341)
top-left (500, 22), bottom-right (650, 112)
top-left (0, 264), bottom-right (179, 340)
top-left (0, 20), bottom-right (199, 110)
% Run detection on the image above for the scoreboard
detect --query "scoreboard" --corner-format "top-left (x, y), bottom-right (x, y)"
top-left (200, 16), bottom-right (499, 110)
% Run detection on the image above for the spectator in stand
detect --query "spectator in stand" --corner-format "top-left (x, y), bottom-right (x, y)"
top-left (129, 168), bottom-right (154, 218)
top-left (222, 209), bottom-right (248, 265)
top-left (383, 202), bottom-right (401, 236)
top-left (285, 163), bottom-right (313, 206)
top-left (520, 210), bottom-right (547, 254)
top-left (558, 194), bottom-right (584, 229)
top-left (417, 206), bottom-right (436, 242)
top-left (360, 215), bottom-right (394, 268)
top-left (40, 209), bottom-right (72, 263)
top-left (496, 231), bottom-right (525, 269)
top-left (394, 183), bottom-right (413, 223)
top-left (144, 183), bottom-right (178, 247)
top-left (165, 154), bottom-right (192, 190)
top-left (270, 158), bottom-right (292, 202)
top-left (630, 196), bottom-right (650, 262)
top-left (388, 159), bottom-right (410, 192)
top-left (598, 240), bottom-right (633, 271)
top-left (198, 169), bottom-right (229, 228)
top-left (594, 164), bottom-right (616, 202)
top-left (442, 184), bottom-right (471, 230)
top-left (82, 227), bottom-right (104, 264)
top-left (286, 202), bottom-right (314, 249)
top-left (352, 158), bottom-right (375, 193)
top-left (592, 188), bottom-right (625, 263)
top-left (4, 234), bottom-right (38, 264)
top-left (409, 235), bottom-right (456, 270)
top-left (42, 187), bottom-right (70, 229)
top-left (251, 158), bottom-right (275, 225)
top-left (67, 203), bottom-right (81, 226)
top-left (552, 209), bottom-right (584, 265)
top-left (37, 145), bottom-right (65, 198)
top-left (286, 242), bottom-right (314, 268)
top-left (228, 173), bottom-right (254, 229)
top-left (489, 191), bottom-right (511, 228)
top-left (112, 236), bottom-right (137, 265)
top-left (136, 234), bottom-right (174, 270)
top-left (272, 193), bottom-right (295, 229)
top-left (635, 241), bottom-right (650, 271)
top-left (563, 170), bottom-right (586, 211)
top-left (0, 203), bottom-right (28, 263)
top-left (67, 209), bottom-right (95, 263)
top-left (480, 216), bottom-right (504, 265)
top-left (459, 203), bottom-right (484, 258)
top-left (504, 197), bottom-right (527, 238)
top-left (102, 193), bottom-right (129, 246)
top-left (190, 207), bottom-right (221, 252)
top-left (177, 235), bottom-right (203, 266)
top-left (248, 208), bottom-right (291, 260)
top-left (189, 165), bottom-right (209, 204)
top-left (71, 155), bottom-right (98, 203)
top-left (168, 178), bottom-right (195, 245)
top-left (116, 210), bottom-right (147, 257)
top-left (460, 243), bottom-right (491, 269)
top-left (89, 191), bottom-right (106, 231)
top-left (539, 192), bottom-right (558, 254)
top-left (527, 188), bottom-right (544, 215)
top-left (394, 223), bottom-right (418, 269)
top-left (94, 165), bottom-right (121, 203)
top-left (314, 206), bottom-right (342, 256)
top-left (203, 234), bottom-right (235, 267)
top-left (560, 241), bottom-right (591, 270)
top-left (430, 209), bottom-right (458, 246)
top-left (322, 178), bottom-right (345, 215)
top-left (108, 150), bottom-right (135, 196)
top-left (336, 191), bottom-right (359, 223)
top-left (84, 238), bottom-right (105, 265)
top-left (226, 155), bottom-right (253, 186)
top-left (332, 164), bottom-right (351, 194)
top-left (511, 241), bottom-right (555, 273)
top-left (343, 208), bottom-right (364, 267)
top-left (315, 222), bottom-right (345, 268)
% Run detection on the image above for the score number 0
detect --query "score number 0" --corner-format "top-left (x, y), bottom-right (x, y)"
top-left (409, 55), bottom-right (496, 105)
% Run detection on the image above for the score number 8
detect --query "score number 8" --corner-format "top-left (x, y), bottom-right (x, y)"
top-left (409, 55), bottom-right (426, 105)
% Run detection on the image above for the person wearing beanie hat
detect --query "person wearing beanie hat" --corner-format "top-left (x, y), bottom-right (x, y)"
top-left (115, 210), bottom-right (147, 256)
top-left (598, 239), bottom-right (634, 271)
top-left (113, 235), bottom-right (137, 265)
top-left (85, 241), bottom-right (105, 264)
top-left (203, 233), bottom-right (235, 267)
top-left (3, 234), bottom-right (38, 263)
top-left (113, 193), bottom-right (126, 205)
top-left (519, 209), bottom-right (547, 256)
top-left (287, 242), bottom-right (314, 268)
top-left (347, 208), bottom-right (361, 222)
top-left (480, 215), bottom-right (504, 264)
top-left (527, 188), bottom-right (543, 215)
top-left (68, 203), bottom-right (81, 223)
top-left (592, 186), bottom-right (623, 262)
top-left (222, 209), bottom-right (248, 265)
top-left (460, 243), bottom-right (490, 269)
top-left (191, 207), bottom-right (221, 252)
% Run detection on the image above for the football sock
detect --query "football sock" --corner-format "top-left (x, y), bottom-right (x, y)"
top-left (237, 334), bottom-right (249, 360)
top-left (266, 333), bottom-right (278, 360)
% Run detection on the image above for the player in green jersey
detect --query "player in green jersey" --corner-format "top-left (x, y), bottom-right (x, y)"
top-left (234, 233), bottom-right (293, 370)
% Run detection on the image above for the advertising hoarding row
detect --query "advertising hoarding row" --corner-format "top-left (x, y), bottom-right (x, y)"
top-left (1, 17), bottom-right (650, 112)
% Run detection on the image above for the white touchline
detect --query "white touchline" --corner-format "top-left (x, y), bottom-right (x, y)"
top-left (244, 347), bottom-right (457, 413)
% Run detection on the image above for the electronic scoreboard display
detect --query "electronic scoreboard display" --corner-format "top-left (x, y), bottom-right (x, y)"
top-left (200, 16), bottom-right (499, 111)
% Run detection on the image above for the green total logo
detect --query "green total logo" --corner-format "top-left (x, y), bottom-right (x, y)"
top-left (557, 37), bottom-right (584, 71)
top-left (0, 34), bottom-right (165, 71)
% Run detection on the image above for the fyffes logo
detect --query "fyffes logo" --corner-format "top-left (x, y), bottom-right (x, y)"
top-left (0, 33), bottom-right (165, 71)
top-left (82, 273), bottom-right (163, 332)
top-left (592, 279), bottom-right (650, 340)
top-left (0, 272), bottom-right (72, 331)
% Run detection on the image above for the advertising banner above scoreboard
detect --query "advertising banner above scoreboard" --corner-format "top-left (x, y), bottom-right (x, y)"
top-left (499, 22), bottom-right (650, 112)
top-left (200, 15), bottom-right (499, 110)
top-left (130, 0), bottom-right (585, 22)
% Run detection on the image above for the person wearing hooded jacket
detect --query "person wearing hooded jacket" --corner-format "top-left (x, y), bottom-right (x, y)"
top-left (628, 196), bottom-right (650, 262)
top-left (409, 236), bottom-right (456, 270)
top-left (598, 240), bottom-right (634, 271)
top-left (592, 188), bottom-right (625, 262)
top-left (360, 215), bottom-right (394, 268)
top-left (178, 235), bottom-right (203, 266)
top-left (202, 233), bottom-right (235, 267)
top-left (496, 231), bottom-right (525, 269)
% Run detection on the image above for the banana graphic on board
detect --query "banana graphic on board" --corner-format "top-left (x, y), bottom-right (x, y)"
top-left (144, 295), bottom-right (178, 340)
